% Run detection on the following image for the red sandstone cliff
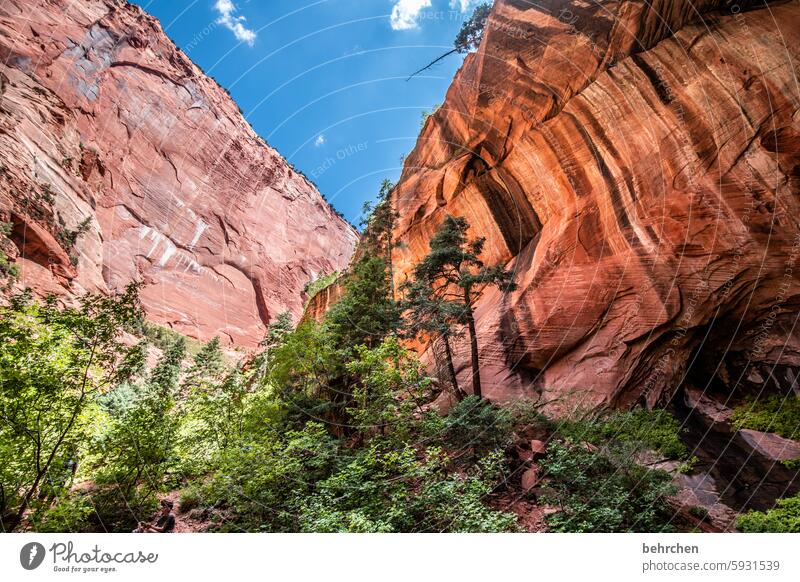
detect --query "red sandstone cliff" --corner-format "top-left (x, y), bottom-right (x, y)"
top-left (0, 0), bottom-right (357, 345)
top-left (392, 0), bottom-right (800, 408)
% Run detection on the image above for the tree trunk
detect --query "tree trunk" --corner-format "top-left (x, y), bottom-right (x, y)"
top-left (442, 336), bottom-right (465, 400)
top-left (465, 305), bottom-right (482, 399)
top-left (11, 470), bottom-right (45, 532)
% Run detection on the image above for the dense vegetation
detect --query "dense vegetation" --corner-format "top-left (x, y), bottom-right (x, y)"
top-left (737, 493), bottom-right (800, 532)
top-left (732, 393), bottom-right (800, 440)
top-left (2, 184), bottom-right (793, 533)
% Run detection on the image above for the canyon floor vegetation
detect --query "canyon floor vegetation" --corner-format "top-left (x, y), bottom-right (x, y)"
top-left (1, 190), bottom-right (796, 533)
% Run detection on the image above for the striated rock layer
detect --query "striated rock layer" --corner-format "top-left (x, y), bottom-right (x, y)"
top-left (0, 0), bottom-right (357, 345)
top-left (392, 0), bottom-right (800, 409)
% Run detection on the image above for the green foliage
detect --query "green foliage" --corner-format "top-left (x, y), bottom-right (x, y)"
top-left (297, 443), bottom-right (517, 533)
top-left (56, 215), bottom-right (92, 251)
top-left (737, 494), bottom-right (800, 532)
top-left (346, 336), bottom-right (433, 442)
top-left (136, 321), bottom-right (204, 356)
top-left (443, 396), bottom-right (513, 455)
top-left (28, 494), bottom-right (94, 533)
top-left (266, 321), bottom-right (340, 412)
top-left (420, 105), bottom-right (440, 128)
top-left (558, 408), bottom-right (688, 460)
top-left (205, 422), bottom-right (338, 531)
top-left (0, 221), bottom-right (18, 285)
top-left (178, 487), bottom-right (203, 514)
top-left (182, 337), bottom-right (226, 391)
top-left (540, 443), bottom-right (677, 532)
top-left (454, 3), bottom-right (492, 53)
top-left (732, 394), bottom-right (800, 439)
top-left (304, 271), bottom-right (339, 303)
top-left (401, 215), bottom-right (516, 398)
top-left (326, 255), bottom-right (400, 350)
top-left (149, 336), bottom-right (186, 396)
top-left (0, 284), bottom-right (142, 531)
top-left (0, 248), bottom-right (19, 284)
top-left (406, 2), bottom-right (492, 80)
top-left (359, 179), bottom-right (398, 262)
top-left (90, 336), bottom-right (186, 509)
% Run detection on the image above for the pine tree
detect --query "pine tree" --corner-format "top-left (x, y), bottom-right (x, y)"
top-left (407, 2), bottom-right (492, 80)
top-left (402, 215), bottom-right (516, 398)
top-left (149, 336), bottom-right (186, 399)
top-left (402, 279), bottom-right (466, 399)
top-left (182, 336), bottom-right (225, 391)
top-left (327, 179), bottom-right (401, 349)
top-left (325, 255), bottom-right (400, 349)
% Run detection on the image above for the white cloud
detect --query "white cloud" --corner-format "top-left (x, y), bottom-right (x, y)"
top-left (314, 134), bottom-right (326, 147)
top-left (450, 0), bottom-right (479, 11)
top-left (390, 0), bottom-right (432, 31)
top-left (214, 0), bottom-right (257, 46)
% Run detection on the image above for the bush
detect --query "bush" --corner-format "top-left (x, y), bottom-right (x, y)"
top-left (737, 494), bottom-right (800, 532)
top-left (298, 444), bottom-right (517, 533)
top-left (303, 271), bottom-right (339, 303)
top-left (28, 495), bottom-right (93, 533)
top-left (540, 442), bottom-right (677, 532)
top-left (559, 408), bottom-right (688, 459)
top-left (204, 422), bottom-right (338, 531)
top-left (444, 396), bottom-right (513, 455)
top-left (87, 486), bottom-right (159, 533)
top-left (179, 487), bottom-right (203, 514)
top-left (732, 394), bottom-right (800, 440)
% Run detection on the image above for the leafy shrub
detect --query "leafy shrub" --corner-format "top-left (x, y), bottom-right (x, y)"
top-left (540, 443), bottom-right (677, 532)
top-left (410, 450), bottom-right (518, 533)
top-left (28, 494), bottom-right (93, 533)
top-left (179, 487), bottom-right (203, 514)
top-left (204, 422), bottom-right (338, 531)
top-left (444, 396), bottom-right (513, 455)
top-left (559, 408), bottom-right (688, 459)
top-left (298, 444), bottom-right (517, 533)
top-left (737, 494), bottom-right (800, 532)
top-left (88, 486), bottom-right (159, 532)
top-left (732, 394), bottom-right (800, 440)
top-left (299, 443), bottom-right (421, 532)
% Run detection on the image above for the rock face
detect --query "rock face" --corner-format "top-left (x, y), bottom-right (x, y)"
top-left (392, 0), bottom-right (800, 408)
top-left (0, 0), bottom-right (357, 345)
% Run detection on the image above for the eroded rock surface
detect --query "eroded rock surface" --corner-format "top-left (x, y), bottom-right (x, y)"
top-left (392, 0), bottom-right (800, 407)
top-left (0, 0), bottom-right (357, 345)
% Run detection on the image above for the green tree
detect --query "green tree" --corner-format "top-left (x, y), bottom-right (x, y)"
top-left (262, 312), bottom-right (294, 356)
top-left (401, 279), bottom-right (465, 399)
top-left (407, 2), bottom-right (492, 80)
top-left (402, 215), bottom-right (515, 398)
top-left (94, 338), bottom-right (186, 503)
top-left (182, 336), bottom-right (225, 392)
top-left (149, 336), bottom-right (186, 396)
top-left (326, 255), bottom-right (400, 350)
top-left (0, 284), bottom-right (142, 531)
top-left (361, 179), bottom-right (399, 296)
top-left (345, 336), bottom-right (434, 441)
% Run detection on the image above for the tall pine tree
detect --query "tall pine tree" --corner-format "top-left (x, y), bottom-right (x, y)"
top-left (402, 215), bottom-right (516, 398)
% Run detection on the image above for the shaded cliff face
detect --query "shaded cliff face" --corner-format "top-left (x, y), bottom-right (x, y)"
top-left (393, 0), bottom-right (800, 408)
top-left (0, 0), bottom-right (357, 345)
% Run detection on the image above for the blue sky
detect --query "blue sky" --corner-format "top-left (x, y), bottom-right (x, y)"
top-left (129, 0), bottom-right (483, 226)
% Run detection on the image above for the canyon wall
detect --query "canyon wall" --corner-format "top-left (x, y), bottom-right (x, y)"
top-left (392, 0), bottom-right (800, 408)
top-left (0, 0), bottom-right (357, 346)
